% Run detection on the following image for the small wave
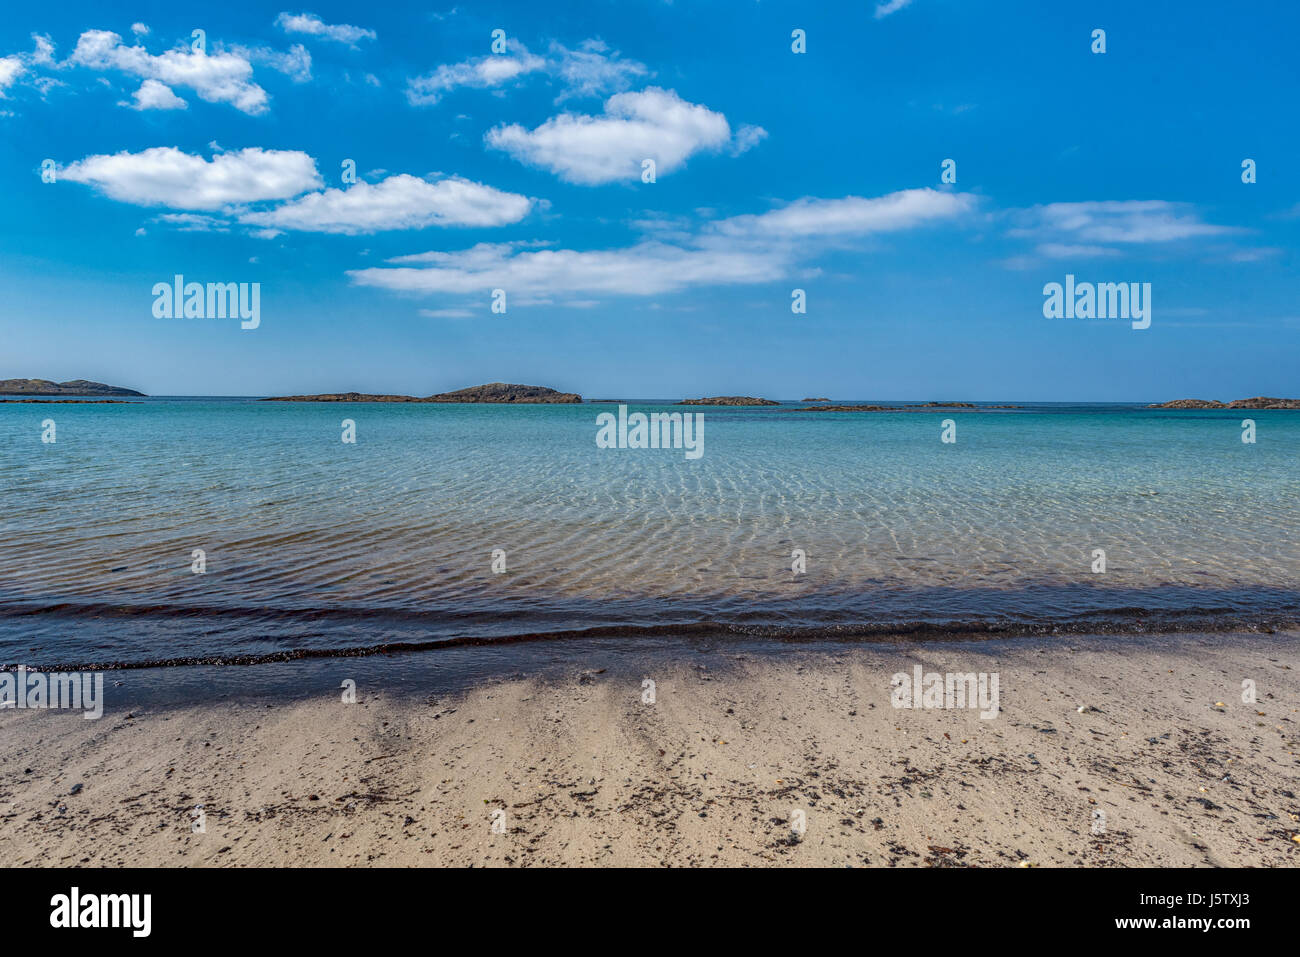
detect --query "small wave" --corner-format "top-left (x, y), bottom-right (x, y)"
top-left (2, 600), bottom-right (1295, 672)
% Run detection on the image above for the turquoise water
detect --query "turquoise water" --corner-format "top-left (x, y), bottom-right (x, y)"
top-left (2, 399), bottom-right (1297, 666)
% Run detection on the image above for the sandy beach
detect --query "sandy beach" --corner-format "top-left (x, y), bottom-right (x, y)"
top-left (2, 631), bottom-right (1297, 867)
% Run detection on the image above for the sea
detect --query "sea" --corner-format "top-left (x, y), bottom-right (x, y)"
top-left (2, 398), bottom-right (1297, 672)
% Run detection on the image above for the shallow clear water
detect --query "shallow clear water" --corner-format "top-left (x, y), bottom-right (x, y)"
top-left (2, 399), bottom-right (1297, 666)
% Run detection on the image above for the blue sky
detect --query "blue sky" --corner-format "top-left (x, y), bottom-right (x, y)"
top-left (1, 0), bottom-right (1297, 399)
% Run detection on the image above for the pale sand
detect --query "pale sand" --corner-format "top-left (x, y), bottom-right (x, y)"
top-left (2, 633), bottom-right (1297, 867)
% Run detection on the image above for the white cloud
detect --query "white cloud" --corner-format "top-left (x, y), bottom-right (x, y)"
top-left (70, 29), bottom-right (270, 114)
top-left (131, 23), bottom-right (150, 37)
top-left (126, 78), bottom-right (188, 110)
top-left (349, 188), bottom-right (975, 298)
top-left (407, 41), bottom-right (545, 105)
top-left (238, 173), bottom-right (533, 234)
top-left (60, 147), bottom-right (322, 210)
top-left (31, 34), bottom-right (55, 65)
top-left (0, 56), bottom-right (23, 94)
top-left (0, 35), bottom-right (60, 98)
top-left (487, 87), bottom-right (754, 185)
top-left (275, 12), bottom-right (376, 47)
top-left (875, 0), bottom-right (914, 19)
top-left (550, 39), bottom-right (648, 101)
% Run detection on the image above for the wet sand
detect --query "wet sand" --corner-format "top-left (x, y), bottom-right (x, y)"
top-left (1, 631), bottom-right (1297, 867)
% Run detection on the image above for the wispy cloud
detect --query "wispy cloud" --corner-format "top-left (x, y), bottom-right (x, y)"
top-left (1223, 246), bottom-right (1281, 263)
top-left (352, 240), bottom-right (786, 297)
top-left (419, 307), bottom-right (475, 318)
top-left (348, 188), bottom-right (975, 299)
top-left (274, 12), bottom-right (376, 47)
top-left (407, 37), bottom-right (650, 106)
top-left (406, 40), bottom-right (545, 105)
top-left (1010, 200), bottom-right (1237, 245)
top-left (1000, 200), bottom-right (1247, 269)
top-left (875, 0), bottom-right (914, 19)
top-left (153, 212), bottom-right (230, 232)
top-left (236, 43), bottom-right (313, 83)
top-left (549, 39), bottom-right (648, 101)
top-left (1034, 243), bottom-right (1120, 259)
top-left (711, 189), bottom-right (975, 241)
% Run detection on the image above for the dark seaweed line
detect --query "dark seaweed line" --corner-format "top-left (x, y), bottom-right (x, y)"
top-left (2, 609), bottom-right (1296, 672)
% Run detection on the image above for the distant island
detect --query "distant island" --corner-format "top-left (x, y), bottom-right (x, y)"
top-left (678, 396), bottom-right (780, 406)
top-left (796, 402), bottom-right (1022, 412)
top-left (0, 378), bottom-right (145, 397)
top-left (264, 382), bottom-right (583, 403)
top-left (802, 397), bottom-right (831, 402)
top-left (799, 404), bottom-right (892, 412)
top-left (1148, 397), bottom-right (1300, 410)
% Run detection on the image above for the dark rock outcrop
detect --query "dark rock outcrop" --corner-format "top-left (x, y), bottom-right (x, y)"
top-left (264, 383), bottom-right (582, 403)
top-left (795, 403), bottom-right (1021, 413)
top-left (1226, 396), bottom-right (1300, 409)
top-left (678, 396), bottom-right (779, 406)
top-left (263, 393), bottom-right (426, 402)
top-left (797, 404), bottom-right (893, 412)
top-left (1147, 399), bottom-right (1227, 409)
top-left (1148, 397), bottom-right (1300, 410)
top-left (428, 383), bottom-right (581, 403)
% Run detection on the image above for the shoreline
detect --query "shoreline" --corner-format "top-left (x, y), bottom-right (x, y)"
top-left (3, 607), bottom-right (1298, 674)
top-left (2, 629), bottom-right (1296, 866)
